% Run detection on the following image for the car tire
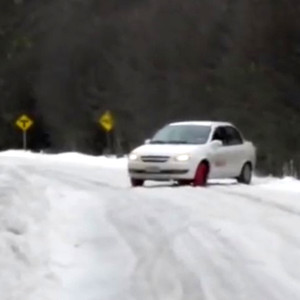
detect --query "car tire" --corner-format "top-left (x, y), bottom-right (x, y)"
top-left (237, 163), bottom-right (252, 184)
top-left (130, 178), bottom-right (144, 187)
top-left (193, 162), bottom-right (209, 187)
top-left (177, 180), bottom-right (192, 186)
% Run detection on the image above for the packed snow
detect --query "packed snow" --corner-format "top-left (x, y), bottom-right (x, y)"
top-left (0, 150), bottom-right (300, 300)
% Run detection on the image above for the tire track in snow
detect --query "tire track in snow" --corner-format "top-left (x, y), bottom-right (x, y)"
top-left (107, 193), bottom-right (206, 300)
top-left (213, 186), bottom-right (300, 217)
top-left (121, 186), bottom-right (300, 300)
top-left (176, 220), bottom-right (300, 300)
top-left (204, 185), bottom-right (300, 293)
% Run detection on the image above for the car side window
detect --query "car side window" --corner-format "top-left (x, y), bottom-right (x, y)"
top-left (212, 127), bottom-right (227, 144)
top-left (224, 126), bottom-right (243, 145)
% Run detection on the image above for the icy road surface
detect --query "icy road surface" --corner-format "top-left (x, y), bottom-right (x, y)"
top-left (1, 151), bottom-right (300, 300)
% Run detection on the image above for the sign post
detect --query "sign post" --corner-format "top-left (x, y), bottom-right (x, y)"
top-left (98, 111), bottom-right (114, 154)
top-left (23, 130), bottom-right (27, 150)
top-left (15, 114), bottom-right (34, 150)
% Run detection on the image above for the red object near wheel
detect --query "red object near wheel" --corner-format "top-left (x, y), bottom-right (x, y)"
top-left (130, 178), bottom-right (144, 187)
top-left (193, 162), bottom-right (209, 186)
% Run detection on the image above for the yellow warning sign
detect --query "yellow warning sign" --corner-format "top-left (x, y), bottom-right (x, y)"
top-left (15, 114), bottom-right (34, 131)
top-left (99, 111), bottom-right (114, 132)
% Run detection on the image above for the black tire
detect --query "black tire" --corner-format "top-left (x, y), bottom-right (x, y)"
top-left (177, 180), bottom-right (192, 186)
top-left (130, 178), bottom-right (144, 187)
top-left (237, 163), bottom-right (252, 184)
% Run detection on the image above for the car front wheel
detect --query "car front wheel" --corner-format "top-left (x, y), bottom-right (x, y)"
top-left (237, 163), bottom-right (252, 184)
top-left (193, 162), bottom-right (209, 187)
top-left (130, 178), bottom-right (144, 187)
top-left (177, 180), bottom-right (192, 186)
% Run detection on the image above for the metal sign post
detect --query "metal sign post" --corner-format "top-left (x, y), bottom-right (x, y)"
top-left (15, 114), bottom-right (34, 150)
top-left (106, 131), bottom-right (111, 154)
top-left (23, 130), bottom-right (27, 150)
top-left (99, 110), bottom-right (115, 154)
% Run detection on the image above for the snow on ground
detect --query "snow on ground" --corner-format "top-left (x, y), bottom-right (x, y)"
top-left (0, 159), bottom-right (57, 300)
top-left (0, 150), bottom-right (300, 300)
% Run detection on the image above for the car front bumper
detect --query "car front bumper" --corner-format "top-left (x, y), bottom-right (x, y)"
top-left (128, 160), bottom-right (196, 181)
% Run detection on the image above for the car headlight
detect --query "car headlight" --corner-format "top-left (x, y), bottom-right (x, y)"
top-left (129, 153), bottom-right (139, 161)
top-left (175, 154), bottom-right (190, 161)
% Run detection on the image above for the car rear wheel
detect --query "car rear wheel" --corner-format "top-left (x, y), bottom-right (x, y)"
top-left (193, 162), bottom-right (209, 187)
top-left (237, 163), bottom-right (252, 184)
top-left (130, 178), bottom-right (144, 187)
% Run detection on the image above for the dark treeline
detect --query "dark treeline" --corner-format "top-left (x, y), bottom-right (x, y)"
top-left (1, 0), bottom-right (300, 176)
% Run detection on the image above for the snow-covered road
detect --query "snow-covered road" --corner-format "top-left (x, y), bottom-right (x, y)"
top-left (1, 151), bottom-right (300, 300)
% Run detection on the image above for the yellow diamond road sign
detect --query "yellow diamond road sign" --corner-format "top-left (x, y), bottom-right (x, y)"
top-left (99, 111), bottom-right (114, 132)
top-left (16, 114), bottom-right (34, 131)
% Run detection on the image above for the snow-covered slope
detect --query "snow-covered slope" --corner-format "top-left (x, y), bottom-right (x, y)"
top-left (0, 150), bottom-right (300, 300)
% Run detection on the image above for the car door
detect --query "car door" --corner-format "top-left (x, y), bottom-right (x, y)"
top-left (222, 126), bottom-right (245, 177)
top-left (208, 126), bottom-right (232, 178)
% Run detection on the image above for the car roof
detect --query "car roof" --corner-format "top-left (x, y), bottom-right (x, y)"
top-left (169, 121), bottom-right (233, 127)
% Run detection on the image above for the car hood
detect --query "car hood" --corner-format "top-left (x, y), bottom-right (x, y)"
top-left (132, 144), bottom-right (203, 156)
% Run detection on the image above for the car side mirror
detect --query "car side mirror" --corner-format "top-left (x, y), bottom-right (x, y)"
top-left (210, 140), bottom-right (223, 148)
top-left (144, 139), bottom-right (151, 144)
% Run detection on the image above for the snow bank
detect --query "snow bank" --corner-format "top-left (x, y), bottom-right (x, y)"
top-left (0, 164), bottom-right (57, 300)
top-left (0, 150), bottom-right (128, 169)
top-left (261, 176), bottom-right (300, 193)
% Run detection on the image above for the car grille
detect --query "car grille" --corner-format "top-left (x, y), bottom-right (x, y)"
top-left (129, 169), bottom-right (188, 174)
top-left (141, 155), bottom-right (170, 163)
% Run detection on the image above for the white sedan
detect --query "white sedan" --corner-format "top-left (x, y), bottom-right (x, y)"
top-left (128, 121), bottom-right (256, 187)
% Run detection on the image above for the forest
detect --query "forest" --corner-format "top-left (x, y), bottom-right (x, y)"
top-left (1, 0), bottom-right (300, 176)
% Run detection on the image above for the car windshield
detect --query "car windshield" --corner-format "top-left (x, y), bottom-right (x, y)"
top-left (150, 124), bottom-right (211, 144)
